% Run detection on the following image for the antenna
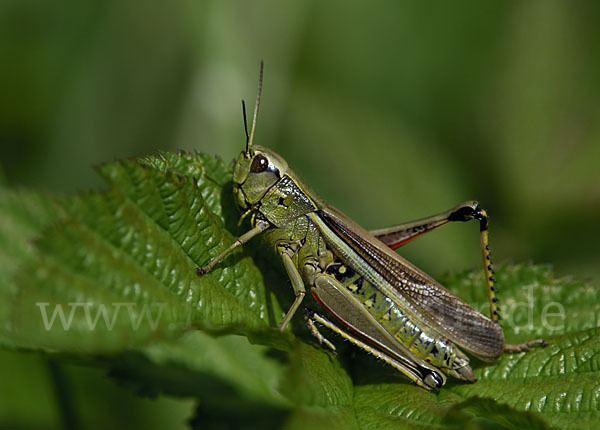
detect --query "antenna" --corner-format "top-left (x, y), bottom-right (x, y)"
top-left (247, 60), bottom-right (264, 149)
top-left (242, 100), bottom-right (250, 153)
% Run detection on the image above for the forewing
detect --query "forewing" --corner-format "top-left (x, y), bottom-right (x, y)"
top-left (316, 207), bottom-right (504, 361)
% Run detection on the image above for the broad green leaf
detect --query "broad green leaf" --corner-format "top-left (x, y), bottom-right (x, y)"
top-left (5, 153), bottom-right (273, 353)
top-left (0, 151), bottom-right (598, 429)
top-left (0, 188), bottom-right (62, 347)
top-left (282, 342), bottom-right (357, 430)
top-left (109, 330), bottom-right (289, 409)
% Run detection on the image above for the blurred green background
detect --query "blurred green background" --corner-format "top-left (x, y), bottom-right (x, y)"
top-left (1, 1), bottom-right (599, 428)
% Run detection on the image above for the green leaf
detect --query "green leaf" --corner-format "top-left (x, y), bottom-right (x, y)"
top-left (0, 151), bottom-right (598, 429)
top-left (0, 187), bottom-right (62, 347)
top-left (5, 152), bottom-right (274, 353)
top-left (443, 396), bottom-right (549, 430)
top-left (110, 330), bottom-right (289, 408)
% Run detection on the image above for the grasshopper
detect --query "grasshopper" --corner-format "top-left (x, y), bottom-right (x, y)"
top-left (197, 63), bottom-right (546, 389)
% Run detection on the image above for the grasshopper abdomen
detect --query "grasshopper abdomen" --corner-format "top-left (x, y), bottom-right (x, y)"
top-left (318, 258), bottom-right (474, 382)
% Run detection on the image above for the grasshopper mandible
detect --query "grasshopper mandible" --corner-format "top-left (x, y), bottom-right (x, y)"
top-left (197, 62), bottom-right (546, 389)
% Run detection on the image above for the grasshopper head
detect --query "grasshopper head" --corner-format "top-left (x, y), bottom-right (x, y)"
top-left (232, 63), bottom-right (290, 211)
top-left (233, 145), bottom-right (289, 210)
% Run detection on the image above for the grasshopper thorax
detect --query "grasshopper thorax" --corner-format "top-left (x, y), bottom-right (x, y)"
top-left (232, 145), bottom-right (289, 210)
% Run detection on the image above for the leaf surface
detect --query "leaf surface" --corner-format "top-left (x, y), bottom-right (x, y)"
top-left (0, 151), bottom-right (598, 429)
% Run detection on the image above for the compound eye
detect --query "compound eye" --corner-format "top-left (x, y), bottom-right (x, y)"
top-left (250, 154), bottom-right (269, 173)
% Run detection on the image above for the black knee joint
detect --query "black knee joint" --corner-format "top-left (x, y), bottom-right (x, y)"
top-left (448, 204), bottom-right (478, 222)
